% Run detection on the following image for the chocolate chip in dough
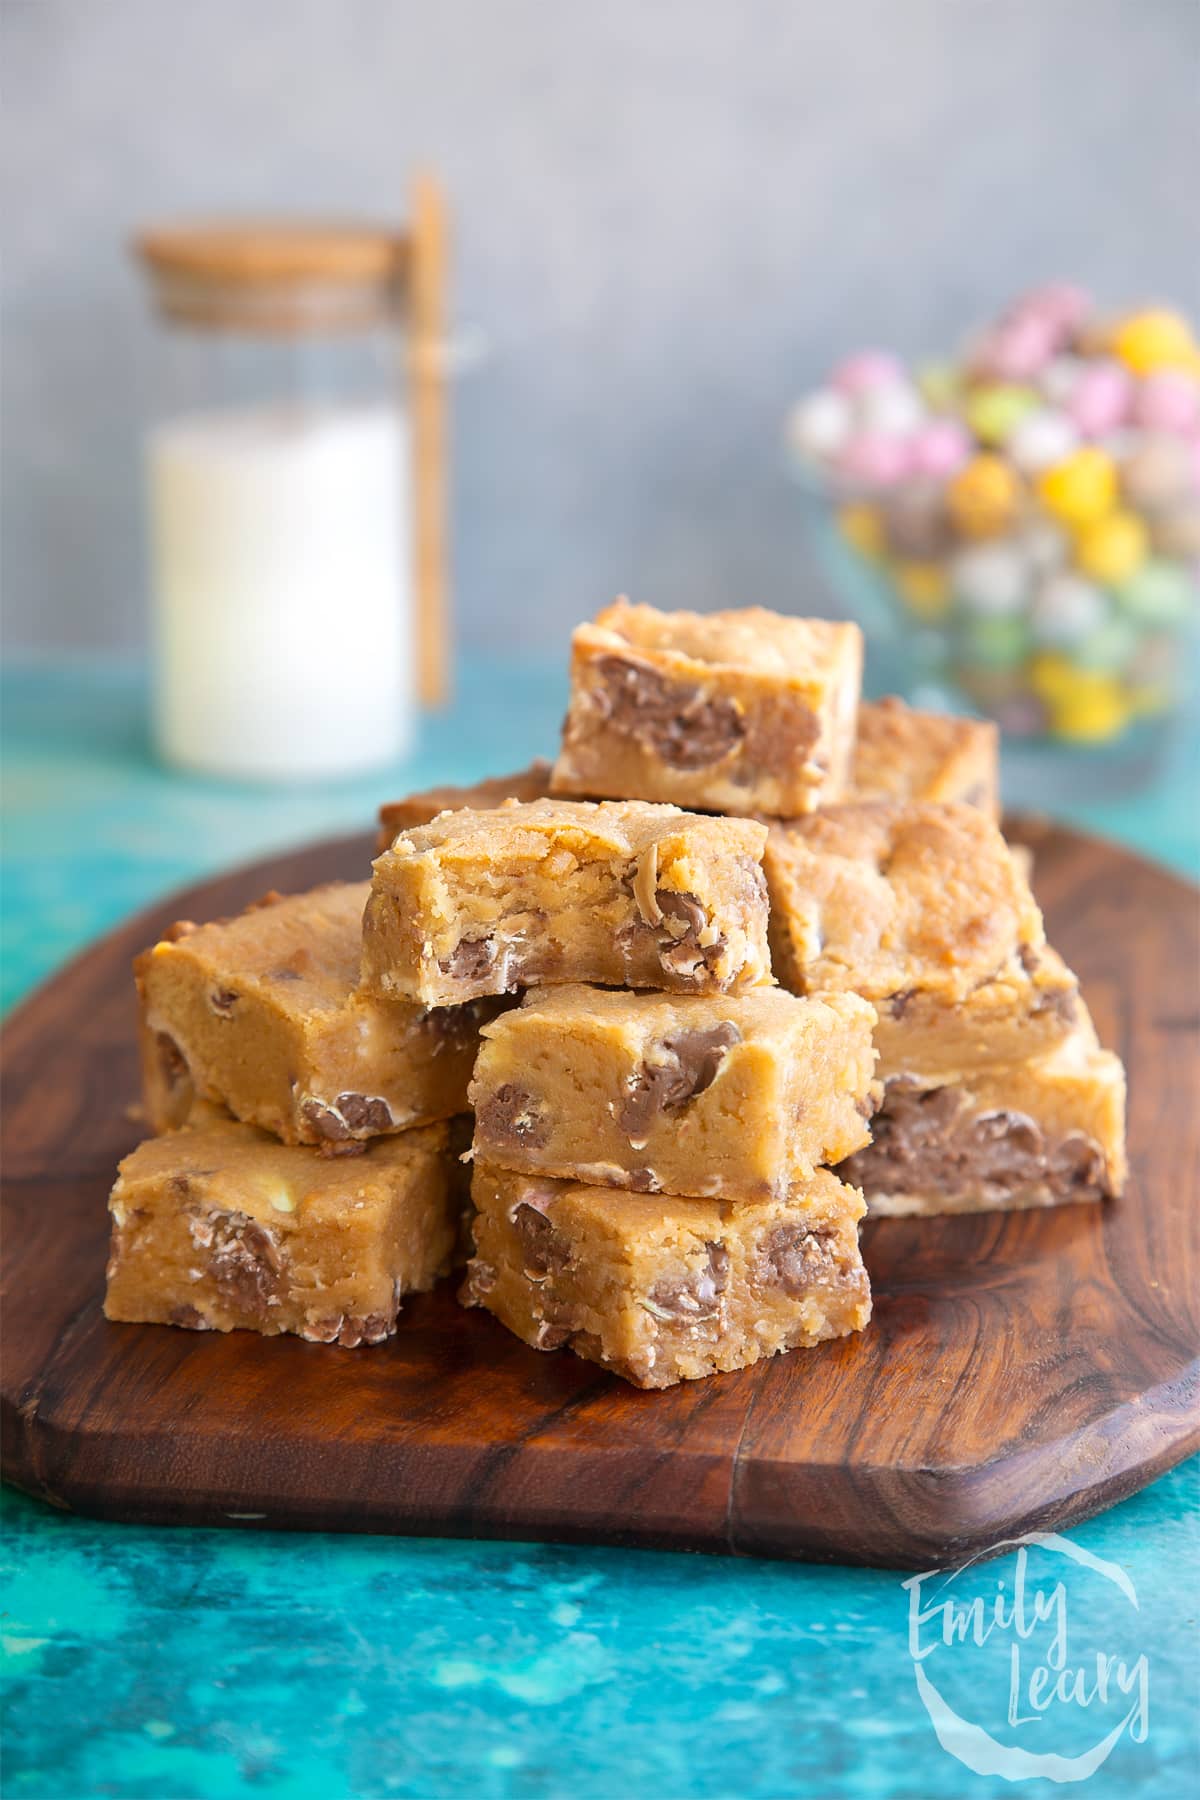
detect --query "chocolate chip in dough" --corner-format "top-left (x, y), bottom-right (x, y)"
top-left (618, 1022), bottom-right (741, 1136)
top-left (592, 655), bottom-right (745, 770)
top-left (478, 1083), bottom-right (549, 1150)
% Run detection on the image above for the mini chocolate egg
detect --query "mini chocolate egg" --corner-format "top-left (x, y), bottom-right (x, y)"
top-left (977, 315), bottom-right (1058, 383)
top-left (1007, 409), bottom-right (1079, 474)
top-left (1073, 510), bottom-right (1148, 586)
top-left (893, 560), bottom-right (952, 621)
top-left (856, 381), bottom-right (925, 439)
top-left (956, 664), bottom-right (1029, 714)
top-left (955, 615), bottom-right (1031, 670)
top-left (1127, 630), bottom-right (1179, 688)
top-left (950, 541), bottom-right (1029, 616)
top-left (788, 389), bottom-right (853, 462)
top-left (1065, 360), bottom-right (1132, 437)
top-left (1037, 447), bottom-right (1117, 526)
top-left (1114, 558), bottom-right (1195, 625)
top-left (836, 431), bottom-right (911, 488)
top-left (1014, 282), bottom-right (1092, 338)
top-left (1112, 308), bottom-right (1197, 376)
top-left (1070, 615), bottom-right (1140, 673)
top-left (964, 384), bottom-right (1042, 447)
top-left (1119, 435), bottom-right (1194, 511)
top-left (916, 361), bottom-right (961, 412)
top-left (1029, 651), bottom-right (1079, 701)
top-left (831, 350), bottom-right (906, 396)
top-left (1048, 673), bottom-right (1131, 743)
top-left (1040, 356), bottom-right (1085, 407)
top-left (837, 502), bottom-right (886, 561)
top-left (992, 695), bottom-right (1049, 737)
top-left (1030, 573), bottom-right (1109, 647)
top-left (881, 481), bottom-right (952, 558)
top-left (1133, 370), bottom-right (1200, 435)
top-left (947, 454), bottom-right (1022, 538)
top-left (1017, 518), bottom-right (1069, 575)
top-left (1148, 506), bottom-right (1200, 561)
top-left (908, 418), bottom-right (972, 479)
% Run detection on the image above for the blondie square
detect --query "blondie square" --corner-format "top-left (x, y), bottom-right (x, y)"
top-left (839, 1018), bottom-right (1127, 1215)
top-left (463, 1163), bottom-right (871, 1388)
top-left (764, 801), bottom-right (1080, 1075)
top-left (551, 600), bottom-right (862, 815)
top-left (105, 1117), bottom-right (458, 1344)
top-left (852, 698), bottom-right (1000, 818)
top-left (378, 761), bottom-right (555, 851)
top-left (470, 984), bottom-right (877, 1199)
top-left (361, 799), bottom-right (771, 1006)
top-left (137, 884), bottom-right (493, 1150)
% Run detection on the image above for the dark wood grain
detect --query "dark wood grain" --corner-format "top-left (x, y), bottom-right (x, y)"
top-left (3, 823), bottom-right (1198, 1567)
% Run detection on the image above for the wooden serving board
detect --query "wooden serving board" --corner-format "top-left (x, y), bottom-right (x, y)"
top-left (3, 823), bottom-right (1198, 1568)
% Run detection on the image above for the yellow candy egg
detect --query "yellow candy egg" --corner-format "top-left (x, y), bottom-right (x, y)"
top-left (838, 502), bottom-right (885, 561)
top-left (947, 455), bottom-right (1021, 539)
top-left (1111, 307), bottom-right (1197, 376)
top-left (1073, 510), bottom-right (1148, 585)
top-left (1047, 671), bottom-right (1131, 742)
top-left (893, 560), bottom-right (951, 621)
top-left (1037, 448), bottom-right (1117, 527)
top-left (1029, 651), bottom-right (1078, 701)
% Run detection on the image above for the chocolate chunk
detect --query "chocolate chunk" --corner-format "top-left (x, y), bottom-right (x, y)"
top-left (439, 937), bottom-right (497, 981)
top-left (739, 696), bottom-right (821, 778)
top-left (301, 1099), bottom-right (352, 1142)
top-left (190, 1209), bottom-right (284, 1316)
top-left (461, 1259), bottom-right (498, 1304)
top-left (657, 890), bottom-right (726, 981)
top-left (592, 655), bottom-right (745, 770)
top-left (336, 1093), bottom-right (394, 1134)
top-left (168, 1303), bottom-right (207, 1330)
top-left (644, 1241), bottom-right (729, 1322)
top-left (209, 988), bottom-right (239, 1014)
top-left (887, 988), bottom-right (917, 1020)
top-left (1035, 985), bottom-right (1079, 1026)
top-left (478, 1083), bottom-right (550, 1151)
top-left (534, 1318), bottom-right (573, 1350)
top-left (511, 1200), bottom-right (571, 1278)
top-left (618, 1022), bottom-right (741, 1136)
top-left (757, 1222), bottom-right (839, 1296)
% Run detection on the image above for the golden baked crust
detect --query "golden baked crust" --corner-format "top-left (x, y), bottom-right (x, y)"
top-left (362, 799), bottom-right (772, 1005)
top-left (462, 1162), bottom-right (870, 1388)
top-left (852, 698), bottom-right (999, 818)
top-left (377, 761), bottom-right (555, 850)
top-left (551, 599), bottom-right (862, 816)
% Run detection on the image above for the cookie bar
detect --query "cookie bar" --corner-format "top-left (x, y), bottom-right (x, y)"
top-left (137, 884), bottom-right (494, 1150)
top-left (764, 801), bottom-right (1079, 1075)
top-left (361, 799), bottom-right (771, 1006)
top-left (551, 600), bottom-right (862, 815)
top-left (105, 1117), bottom-right (458, 1344)
top-left (852, 698), bottom-right (999, 818)
top-left (463, 1163), bottom-right (871, 1388)
top-left (839, 1020), bottom-right (1127, 1215)
top-left (470, 984), bottom-right (877, 1200)
top-left (378, 760), bottom-right (554, 850)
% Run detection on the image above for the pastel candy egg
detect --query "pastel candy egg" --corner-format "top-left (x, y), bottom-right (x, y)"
top-left (893, 560), bottom-right (952, 622)
top-left (992, 695), bottom-right (1049, 737)
top-left (977, 315), bottom-right (1058, 382)
top-left (1018, 518), bottom-right (1070, 575)
top-left (1070, 615), bottom-right (1140, 673)
top-left (832, 350), bottom-right (906, 396)
top-left (964, 384), bottom-right (1042, 446)
top-left (1073, 510), bottom-right (1148, 585)
top-left (1030, 573), bottom-right (1109, 647)
top-left (1015, 282), bottom-right (1092, 337)
top-left (1115, 558), bottom-right (1195, 625)
top-left (856, 381), bottom-right (925, 438)
top-left (1112, 308), bottom-right (1197, 376)
top-left (1040, 355), bottom-right (1086, 407)
top-left (916, 361), bottom-right (960, 411)
top-left (908, 418), bottom-right (971, 478)
top-left (1030, 650), bottom-right (1080, 701)
top-left (1037, 447), bottom-right (1117, 526)
top-left (1148, 506), bottom-right (1200, 560)
top-left (1119, 436), bottom-right (1194, 511)
top-left (788, 389), bottom-right (853, 462)
top-left (947, 455), bottom-right (1022, 538)
top-left (1066, 360), bottom-right (1132, 437)
top-left (1047, 672), bottom-right (1131, 743)
top-left (950, 541), bottom-right (1029, 616)
top-left (955, 615), bottom-right (1031, 670)
top-left (1007, 409), bottom-right (1079, 474)
top-left (881, 482), bottom-right (951, 558)
top-left (1133, 370), bottom-right (1200, 435)
top-left (837, 502), bottom-right (886, 561)
top-left (836, 431), bottom-right (911, 488)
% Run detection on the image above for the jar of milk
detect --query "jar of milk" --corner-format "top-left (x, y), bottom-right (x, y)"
top-left (134, 218), bottom-right (434, 780)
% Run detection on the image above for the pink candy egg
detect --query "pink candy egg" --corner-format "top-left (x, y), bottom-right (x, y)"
top-left (1067, 360), bottom-right (1132, 437)
top-left (1134, 371), bottom-right (1200, 435)
top-left (1013, 283), bottom-right (1092, 337)
top-left (907, 418), bottom-right (971, 478)
top-left (836, 431), bottom-right (912, 487)
top-left (831, 350), bottom-right (906, 397)
top-left (979, 313), bottom-right (1058, 382)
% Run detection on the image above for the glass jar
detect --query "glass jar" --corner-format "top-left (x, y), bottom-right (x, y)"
top-left (135, 221), bottom-right (423, 781)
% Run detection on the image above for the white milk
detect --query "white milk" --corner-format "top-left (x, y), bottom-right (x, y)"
top-left (148, 403), bottom-right (411, 780)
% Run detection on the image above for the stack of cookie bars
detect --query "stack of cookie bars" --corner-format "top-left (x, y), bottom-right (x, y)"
top-left (105, 600), bottom-right (1127, 1387)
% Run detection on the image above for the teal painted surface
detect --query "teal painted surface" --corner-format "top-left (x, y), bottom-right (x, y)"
top-left (2, 659), bottom-right (1198, 1799)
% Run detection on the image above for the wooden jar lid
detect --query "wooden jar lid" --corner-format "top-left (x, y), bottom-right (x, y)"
top-left (133, 220), bottom-right (408, 332)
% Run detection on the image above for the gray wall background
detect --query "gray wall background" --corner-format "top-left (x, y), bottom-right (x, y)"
top-left (3, 0), bottom-right (1198, 658)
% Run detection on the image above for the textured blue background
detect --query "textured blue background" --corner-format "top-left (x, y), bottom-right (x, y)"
top-left (2, 658), bottom-right (1198, 1799)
